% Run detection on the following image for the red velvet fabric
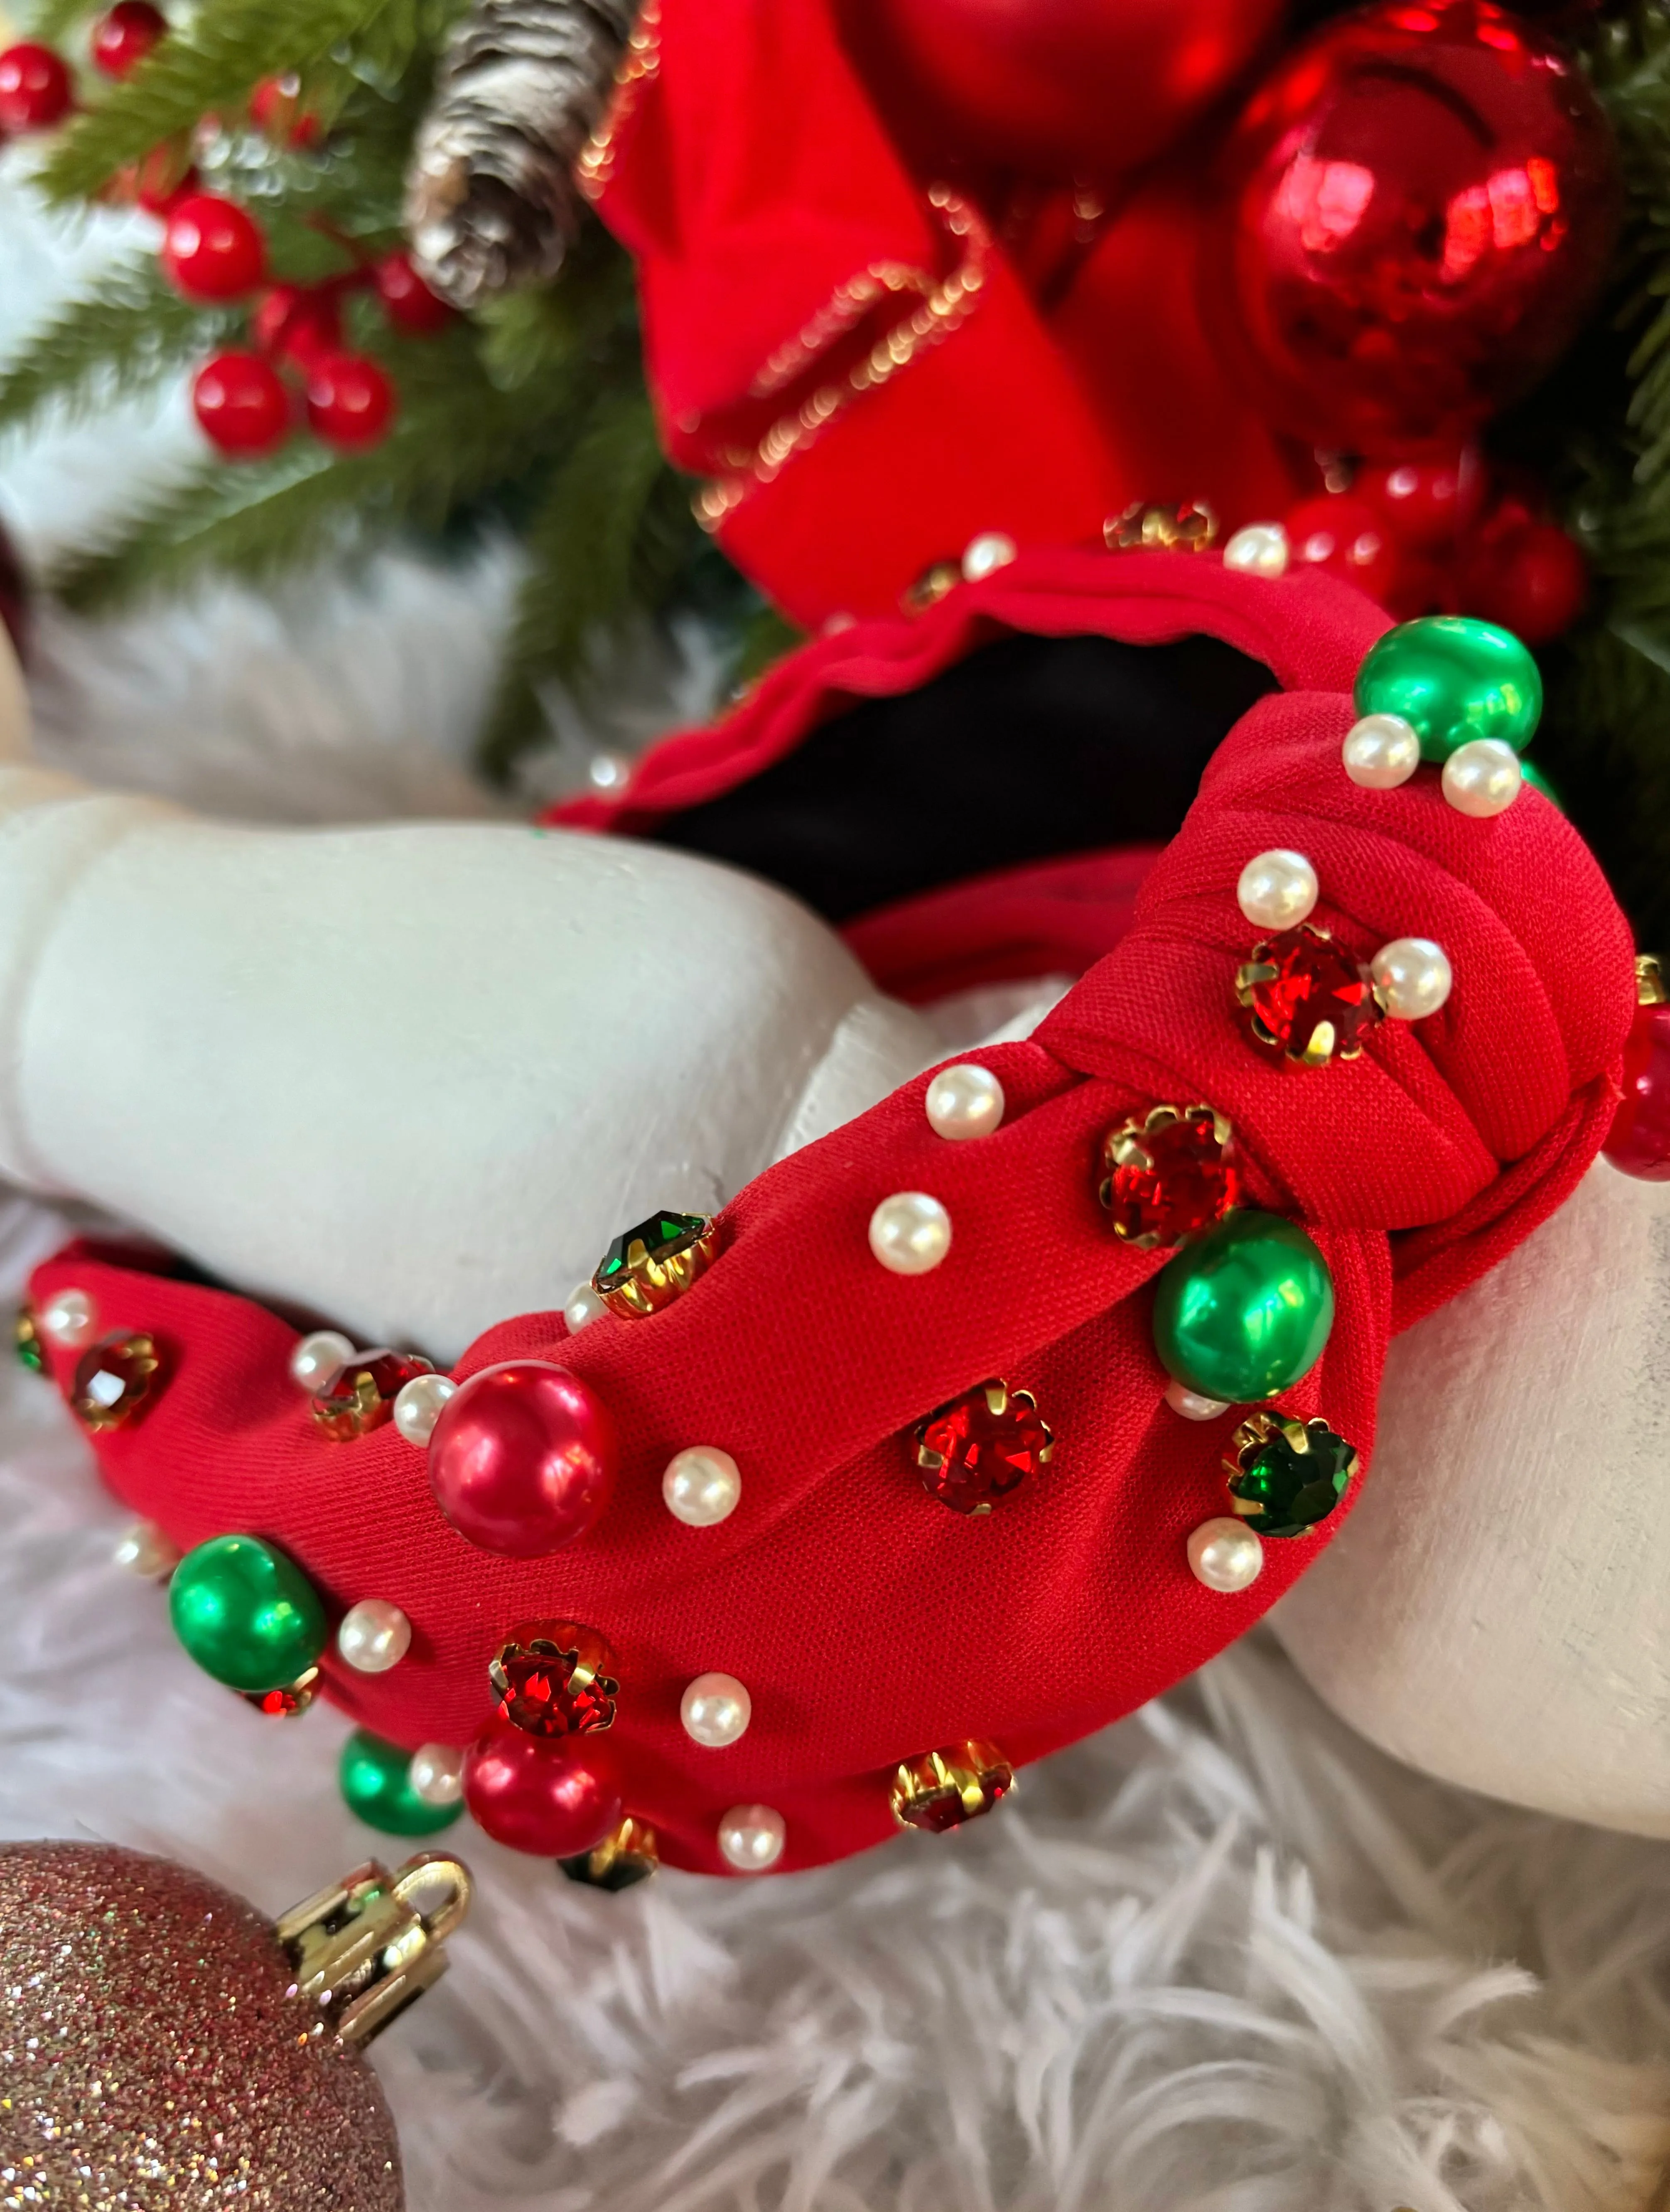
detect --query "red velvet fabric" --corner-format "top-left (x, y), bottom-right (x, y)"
top-left (588, 0), bottom-right (1302, 629)
top-left (31, 555), bottom-right (1636, 1877)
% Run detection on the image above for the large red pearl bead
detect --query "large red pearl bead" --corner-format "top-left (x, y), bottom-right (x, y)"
top-left (427, 1360), bottom-right (618, 1556)
top-left (462, 1719), bottom-right (624, 1856)
top-left (1604, 1003), bottom-right (1670, 1181)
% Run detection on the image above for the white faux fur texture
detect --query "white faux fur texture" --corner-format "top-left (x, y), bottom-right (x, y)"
top-left (3, 158), bottom-right (1670, 2212)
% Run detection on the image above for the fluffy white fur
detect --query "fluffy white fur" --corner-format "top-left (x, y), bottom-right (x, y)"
top-left (2, 160), bottom-right (1669, 2212)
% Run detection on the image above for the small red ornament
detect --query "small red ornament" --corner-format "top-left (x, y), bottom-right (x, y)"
top-left (160, 192), bottom-right (267, 302)
top-left (374, 251), bottom-right (453, 337)
top-left (1237, 925), bottom-right (1380, 1069)
top-left (251, 284), bottom-right (343, 374)
top-left (489, 1620), bottom-right (619, 1737)
top-left (840, 0), bottom-right (1285, 183)
top-left (305, 353), bottom-right (396, 450)
top-left (914, 1380), bottom-right (1054, 1516)
top-left (1207, 0), bottom-right (1622, 454)
top-left (462, 1718), bottom-right (624, 1857)
top-left (248, 71), bottom-right (321, 149)
top-left (310, 1348), bottom-right (434, 1441)
top-left (1460, 510), bottom-right (1588, 645)
top-left (0, 43), bottom-right (72, 131)
top-left (1284, 495), bottom-right (1398, 606)
top-left (91, 1), bottom-right (166, 79)
top-left (427, 1360), bottom-right (618, 1556)
top-left (1356, 449), bottom-right (1484, 555)
top-left (1603, 978), bottom-right (1670, 1181)
top-left (192, 351), bottom-right (290, 458)
top-left (1100, 1104), bottom-right (1239, 1249)
top-left (70, 1332), bottom-right (160, 1432)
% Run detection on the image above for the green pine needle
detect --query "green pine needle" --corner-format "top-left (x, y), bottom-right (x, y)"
top-left (0, 258), bottom-right (238, 440)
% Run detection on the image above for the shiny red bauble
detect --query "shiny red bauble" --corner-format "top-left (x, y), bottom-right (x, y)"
top-left (304, 353), bottom-right (396, 450)
top-left (191, 351), bottom-right (290, 458)
top-left (373, 250), bottom-right (453, 337)
top-left (251, 284), bottom-right (342, 374)
top-left (427, 1360), bottom-right (618, 1556)
top-left (91, 1), bottom-right (166, 79)
top-left (1604, 1002), bottom-right (1670, 1180)
top-left (1284, 493), bottom-right (1398, 604)
top-left (1460, 511), bottom-right (1588, 644)
top-left (0, 43), bottom-right (72, 132)
top-left (1356, 448), bottom-right (1484, 555)
top-left (839, 0), bottom-right (1285, 183)
top-left (160, 192), bottom-right (267, 301)
top-left (1207, 0), bottom-right (1621, 454)
top-left (462, 1718), bottom-right (624, 1856)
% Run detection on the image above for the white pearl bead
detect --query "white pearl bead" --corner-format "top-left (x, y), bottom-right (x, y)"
top-left (392, 1370), bottom-right (456, 1447)
top-left (663, 1445), bottom-right (742, 1527)
top-left (681, 1672), bottom-right (752, 1747)
top-left (1342, 712), bottom-right (1421, 790)
top-left (112, 1520), bottom-right (180, 1580)
top-left (1442, 737), bottom-right (1522, 818)
top-left (1188, 1517), bottom-right (1265, 1593)
top-left (39, 1288), bottom-right (96, 1350)
top-left (588, 749), bottom-right (631, 793)
top-left (718, 1803), bottom-right (786, 1873)
top-left (408, 1742), bottom-right (465, 1808)
top-left (564, 1282), bottom-right (607, 1334)
top-left (1165, 1379), bottom-right (1229, 1422)
top-left (1371, 936), bottom-right (1452, 1021)
top-left (290, 1328), bottom-right (355, 1391)
top-left (924, 1063), bottom-right (1005, 1141)
top-left (962, 530), bottom-right (1017, 582)
top-left (336, 1598), bottom-right (412, 1674)
top-left (869, 1192), bottom-right (951, 1275)
top-left (1222, 521), bottom-right (1290, 580)
top-left (1236, 849), bottom-right (1319, 931)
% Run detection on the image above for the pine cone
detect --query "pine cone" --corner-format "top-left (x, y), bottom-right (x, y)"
top-left (404, 0), bottom-right (635, 311)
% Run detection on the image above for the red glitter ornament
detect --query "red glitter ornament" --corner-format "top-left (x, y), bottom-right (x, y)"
top-left (462, 1718), bottom-right (625, 1857)
top-left (305, 353), bottom-right (396, 450)
top-left (1238, 924), bottom-right (1380, 1069)
top-left (0, 43), bottom-right (72, 131)
top-left (427, 1360), bottom-right (618, 1556)
top-left (310, 1348), bottom-right (434, 1441)
top-left (91, 1), bottom-right (166, 80)
top-left (1604, 991), bottom-right (1670, 1182)
top-left (1285, 495), bottom-right (1398, 604)
top-left (160, 192), bottom-right (267, 302)
top-left (914, 1380), bottom-right (1054, 1516)
top-left (374, 251), bottom-right (453, 337)
top-left (1100, 1104), bottom-right (1239, 1249)
top-left (489, 1621), bottom-right (618, 1737)
top-left (1207, 0), bottom-right (1622, 454)
top-left (192, 351), bottom-right (290, 458)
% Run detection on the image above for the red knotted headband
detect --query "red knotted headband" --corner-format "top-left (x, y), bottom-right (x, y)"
top-left (26, 554), bottom-right (1634, 1877)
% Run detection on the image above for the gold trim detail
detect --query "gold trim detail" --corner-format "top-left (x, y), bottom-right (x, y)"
top-left (891, 1740), bottom-right (1015, 1831)
top-left (1637, 954), bottom-right (1666, 1007)
top-left (575, 0), bottom-right (662, 202)
top-left (1105, 500), bottom-right (1218, 554)
top-left (559, 1815), bottom-right (660, 1891)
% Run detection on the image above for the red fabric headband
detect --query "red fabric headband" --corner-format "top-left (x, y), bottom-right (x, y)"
top-left (27, 554), bottom-right (1635, 1877)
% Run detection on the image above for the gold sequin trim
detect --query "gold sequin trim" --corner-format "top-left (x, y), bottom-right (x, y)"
top-left (576, 0), bottom-right (662, 201)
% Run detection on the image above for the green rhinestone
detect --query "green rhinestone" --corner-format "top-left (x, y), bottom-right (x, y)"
top-left (1152, 1211), bottom-right (1334, 1405)
top-left (1228, 1415), bottom-right (1358, 1538)
top-left (12, 1307), bottom-right (42, 1375)
top-left (597, 1210), bottom-right (710, 1281)
top-left (339, 1728), bottom-right (464, 1837)
top-left (1353, 615), bottom-right (1542, 762)
top-left (168, 1533), bottom-right (327, 1694)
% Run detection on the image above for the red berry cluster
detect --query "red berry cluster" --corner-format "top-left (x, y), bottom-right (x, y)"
top-left (1281, 448), bottom-right (1587, 647)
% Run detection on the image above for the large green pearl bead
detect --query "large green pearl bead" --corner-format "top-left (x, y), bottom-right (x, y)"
top-left (168, 1533), bottom-right (327, 1694)
top-left (339, 1728), bottom-right (463, 1837)
top-left (1152, 1212), bottom-right (1335, 1405)
top-left (1353, 615), bottom-right (1542, 762)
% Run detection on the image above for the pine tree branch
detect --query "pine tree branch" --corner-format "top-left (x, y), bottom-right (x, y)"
top-left (0, 259), bottom-right (239, 441)
top-left (27, 0), bottom-right (99, 43)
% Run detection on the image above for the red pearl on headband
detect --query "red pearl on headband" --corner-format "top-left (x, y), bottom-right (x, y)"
top-left (462, 1718), bottom-right (625, 1856)
top-left (427, 1360), bottom-right (618, 1555)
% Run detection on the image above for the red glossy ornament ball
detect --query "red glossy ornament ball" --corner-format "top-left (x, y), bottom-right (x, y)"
top-left (0, 43), bottom-right (72, 131)
top-left (251, 284), bottom-right (342, 373)
top-left (1461, 512), bottom-right (1588, 644)
top-left (839, 0), bottom-right (1285, 183)
top-left (1207, 0), bottom-right (1622, 453)
top-left (160, 192), bottom-right (267, 301)
top-left (1284, 493), bottom-right (1398, 604)
top-left (462, 1719), bottom-right (624, 1856)
top-left (192, 351), bottom-right (290, 458)
top-left (91, 1), bottom-right (166, 79)
top-left (304, 353), bottom-right (396, 450)
top-left (1356, 447), bottom-right (1483, 555)
top-left (1604, 1002), bottom-right (1670, 1181)
top-left (427, 1360), bottom-right (618, 1556)
top-left (374, 250), bottom-right (453, 337)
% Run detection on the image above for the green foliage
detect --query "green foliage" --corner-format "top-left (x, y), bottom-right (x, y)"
top-left (0, 259), bottom-right (239, 434)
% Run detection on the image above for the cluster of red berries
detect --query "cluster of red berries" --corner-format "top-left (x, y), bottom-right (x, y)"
top-left (1280, 449), bottom-right (1588, 648)
top-left (0, 8), bottom-right (451, 464)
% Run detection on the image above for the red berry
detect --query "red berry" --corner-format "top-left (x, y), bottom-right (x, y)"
top-left (1355, 447), bottom-right (1483, 555)
top-left (160, 192), bottom-right (267, 301)
top-left (251, 284), bottom-right (343, 373)
top-left (91, 1), bottom-right (166, 79)
top-left (1284, 494), bottom-right (1399, 606)
top-left (1461, 516), bottom-right (1588, 647)
top-left (304, 352), bottom-right (396, 451)
top-left (248, 71), bottom-right (320, 149)
top-left (374, 250), bottom-right (453, 337)
top-left (191, 351), bottom-right (290, 458)
top-left (462, 1719), bottom-right (624, 1856)
top-left (0, 43), bottom-right (72, 131)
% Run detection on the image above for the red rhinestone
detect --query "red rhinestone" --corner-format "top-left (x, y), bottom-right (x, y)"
top-left (244, 1672), bottom-right (317, 1718)
top-left (892, 1742), bottom-right (1015, 1832)
top-left (490, 1621), bottom-right (617, 1738)
top-left (71, 1333), bottom-right (160, 1432)
top-left (1102, 1107), bottom-right (1240, 1247)
top-left (915, 1383), bottom-right (1052, 1516)
top-left (1240, 925), bottom-right (1380, 1067)
top-left (310, 1349), bottom-right (433, 1440)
